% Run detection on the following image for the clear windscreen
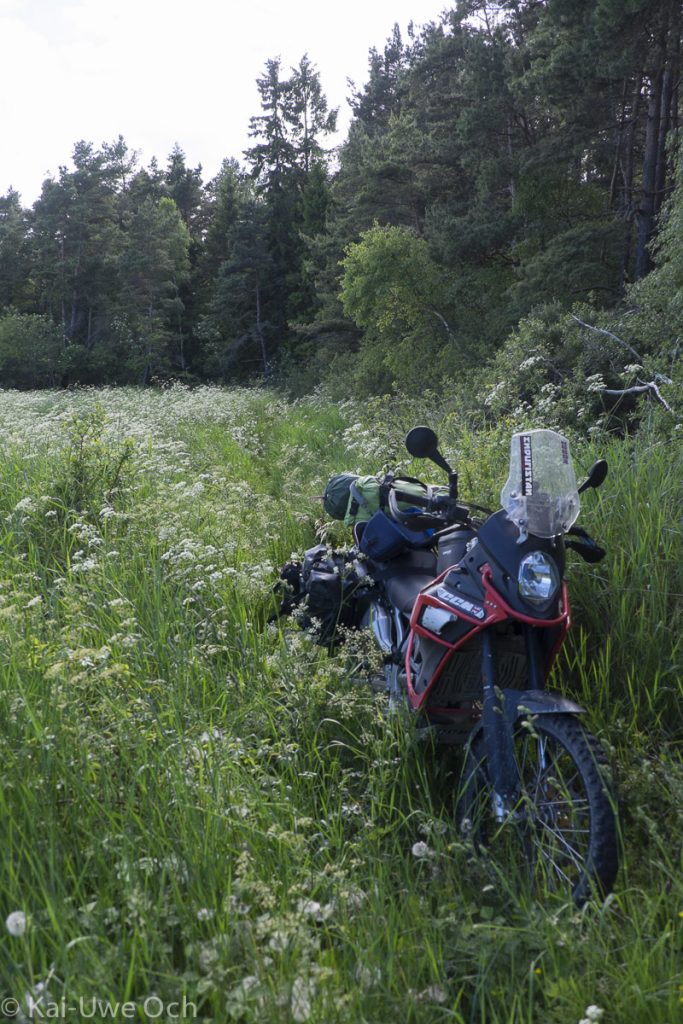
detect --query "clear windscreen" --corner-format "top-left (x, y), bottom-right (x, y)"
top-left (500, 429), bottom-right (580, 540)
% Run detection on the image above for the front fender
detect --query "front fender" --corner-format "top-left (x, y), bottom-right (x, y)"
top-left (504, 688), bottom-right (585, 722)
top-left (465, 689), bottom-right (586, 749)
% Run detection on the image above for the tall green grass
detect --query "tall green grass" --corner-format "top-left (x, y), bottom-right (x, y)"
top-left (0, 387), bottom-right (681, 1022)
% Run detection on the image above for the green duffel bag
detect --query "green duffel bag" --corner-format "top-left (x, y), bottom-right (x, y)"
top-left (344, 474), bottom-right (440, 528)
top-left (343, 475), bottom-right (383, 527)
top-left (323, 473), bottom-right (359, 520)
top-left (324, 471), bottom-right (444, 529)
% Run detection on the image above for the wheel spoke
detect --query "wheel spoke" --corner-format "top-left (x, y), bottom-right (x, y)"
top-left (459, 715), bottom-right (618, 902)
top-left (534, 815), bottom-right (588, 864)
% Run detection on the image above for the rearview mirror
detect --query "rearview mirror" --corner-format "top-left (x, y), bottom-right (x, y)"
top-left (578, 459), bottom-right (608, 494)
top-left (405, 426), bottom-right (439, 460)
top-left (405, 425), bottom-right (453, 475)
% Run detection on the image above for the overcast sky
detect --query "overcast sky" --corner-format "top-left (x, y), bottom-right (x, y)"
top-left (0, 0), bottom-right (448, 205)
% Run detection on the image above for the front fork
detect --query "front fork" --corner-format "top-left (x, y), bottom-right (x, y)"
top-left (481, 629), bottom-right (520, 817)
top-left (481, 625), bottom-right (568, 820)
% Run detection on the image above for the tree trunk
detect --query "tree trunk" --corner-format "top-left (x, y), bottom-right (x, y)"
top-left (609, 78), bottom-right (629, 209)
top-left (634, 3), bottom-right (676, 280)
top-left (634, 67), bottom-right (664, 279)
top-left (653, 66), bottom-right (674, 217)
top-left (254, 277), bottom-right (268, 379)
top-left (656, 2), bottom-right (682, 216)
top-left (620, 74), bottom-right (642, 288)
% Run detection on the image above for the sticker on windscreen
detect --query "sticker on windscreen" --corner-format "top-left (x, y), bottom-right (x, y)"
top-left (520, 434), bottom-right (533, 496)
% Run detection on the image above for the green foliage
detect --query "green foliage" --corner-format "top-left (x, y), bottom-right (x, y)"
top-left (118, 196), bottom-right (191, 383)
top-left (0, 188), bottom-right (31, 309)
top-left (0, 311), bottom-right (62, 388)
top-left (54, 406), bottom-right (137, 518)
top-left (626, 138), bottom-right (683, 358)
top-left (0, 1), bottom-right (682, 394)
top-left (0, 387), bottom-right (681, 1022)
top-left (339, 224), bottom-right (460, 392)
top-left (199, 192), bottom-right (272, 379)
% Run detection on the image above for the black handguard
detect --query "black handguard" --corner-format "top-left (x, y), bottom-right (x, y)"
top-left (430, 493), bottom-right (471, 524)
top-left (565, 525), bottom-right (606, 563)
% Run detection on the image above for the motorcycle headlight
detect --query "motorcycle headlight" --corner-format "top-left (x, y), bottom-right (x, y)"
top-left (518, 551), bottom-right (560, 607)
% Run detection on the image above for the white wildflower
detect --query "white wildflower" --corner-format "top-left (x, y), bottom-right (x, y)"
top-left (199, 728), bottom-right (223, 744)
top-left (355, 964), bottom-right (382, 989)
top-left (291, 976), bottom-right (314, 1023)
top-left (196, 907), bottom-right (215, 922)
top-left (268, 929), bottom-right (290, 952)
top-left (419, 985), bottom-right (448, 1004)
top-left (297, 899), bottom-right (321, 919)
top-left (411, 841), bottom-right (434, 859)
top-left (25, 979), bottom-right (53, 1016)
top-left (6, 910), bottom-right (27, 936)
top-left (586, 373), bottom-right (606, 393)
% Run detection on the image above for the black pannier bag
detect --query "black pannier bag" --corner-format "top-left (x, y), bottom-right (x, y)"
top-left (274, 544), bottom-right (370, 645)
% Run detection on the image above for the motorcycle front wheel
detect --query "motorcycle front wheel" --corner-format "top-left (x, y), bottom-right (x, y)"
top-left (458, 713), bottom-right (618, 905)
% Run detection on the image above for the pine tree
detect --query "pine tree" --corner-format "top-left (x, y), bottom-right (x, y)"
top-left (118, 196), bottom-right (191, 383)
top-left (0, 188), bottom-right (31, 310)
top-left (244, 55), bottom-right (337, 343)
top-left (200, 191), bottom-right (273, 380)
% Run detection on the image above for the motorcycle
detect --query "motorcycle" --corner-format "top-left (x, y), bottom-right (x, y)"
top-left (280, 426), bottom-right (619, 903)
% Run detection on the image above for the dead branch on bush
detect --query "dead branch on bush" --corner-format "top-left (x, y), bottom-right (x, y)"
top-left (600, 381), bottom-right (675, 414)
top-left (571, 314), bottom-right (643, 362)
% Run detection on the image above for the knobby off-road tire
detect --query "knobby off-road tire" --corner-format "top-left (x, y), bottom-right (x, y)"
top-left (459, 713), bottom-right (618, 905)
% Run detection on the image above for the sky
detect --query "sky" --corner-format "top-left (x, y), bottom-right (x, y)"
top-left (0, 0), bottom-right (449, 205)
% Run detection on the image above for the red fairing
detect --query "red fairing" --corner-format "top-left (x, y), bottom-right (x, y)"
top-left (405, 565), bottom-right (570, 711)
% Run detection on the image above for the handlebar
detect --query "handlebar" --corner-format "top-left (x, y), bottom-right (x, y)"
top-left (386, 481), bottom-right (605, 559)
top-left (387, 483), bottom-right (472, 526)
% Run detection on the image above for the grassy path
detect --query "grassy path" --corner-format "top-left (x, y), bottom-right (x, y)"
top-left (0, 386), bottom-right (681, 1022)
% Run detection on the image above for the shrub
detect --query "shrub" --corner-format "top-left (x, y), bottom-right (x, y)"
top-left (0, 311), bottom-right (62, 388)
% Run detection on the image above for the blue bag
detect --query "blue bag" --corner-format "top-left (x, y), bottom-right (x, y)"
top-left (359, 511), bottom-right (435, 561)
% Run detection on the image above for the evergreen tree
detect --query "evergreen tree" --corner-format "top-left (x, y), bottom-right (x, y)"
top-left (30, 141), bottom-right (128, 366)
top-left (200, 191), bottom-right (273, 379)
top-left (244, 55), bottom-right (337, 342)
top-left (164, 144), bottom-right (204, 233)
top-left (0, 188), bottom-right (31, 310)
top-left (289, 54), bottom-right (338, 174)
top-left (118, 196), bottom-right (191, 383)
top-left (348, 24), bottom-right (412, 135)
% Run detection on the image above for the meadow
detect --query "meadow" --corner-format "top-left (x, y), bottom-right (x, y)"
top-left (0, 385), bottom-right (681, 1023)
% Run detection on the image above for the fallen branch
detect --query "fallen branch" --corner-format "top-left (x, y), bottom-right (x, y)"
top-left (600, 381), bottom-right (674, 414)
top-left (431, 308), bottom-right (454, 338)
top-left (571, 314), bottom-right (643, 362)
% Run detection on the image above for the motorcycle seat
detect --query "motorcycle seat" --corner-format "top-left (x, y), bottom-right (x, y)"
top-left (384, 573), bottom-right (435, 615)
top-left (368, 549), bottom-right (437, 615)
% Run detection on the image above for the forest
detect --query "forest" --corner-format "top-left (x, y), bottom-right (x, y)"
top-left (1, 0), bottom-right (682, 424)
top-left (2, 2), bottom-right (683, 1017)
